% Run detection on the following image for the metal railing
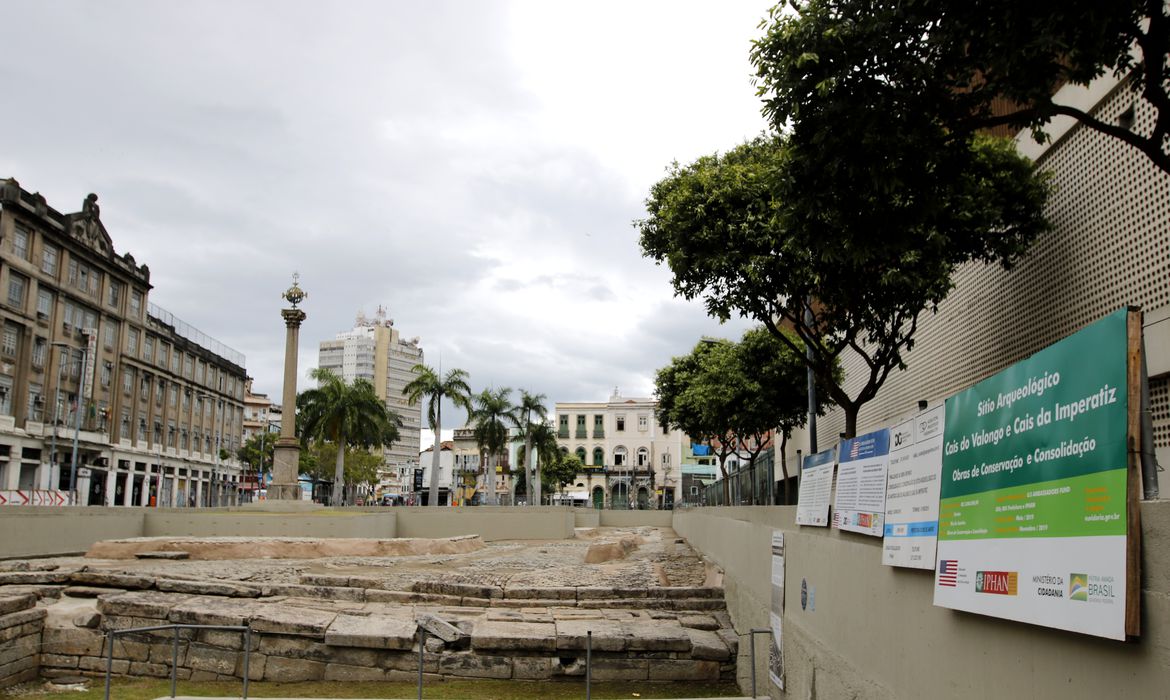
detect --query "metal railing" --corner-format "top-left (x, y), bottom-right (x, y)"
top-left (103, 623), bottom-right (253, 700)
top-left (749, 627), bottom-right (771, 698)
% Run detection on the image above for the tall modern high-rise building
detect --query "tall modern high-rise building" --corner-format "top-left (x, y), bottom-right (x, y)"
top-left (317, 308), bottom-right (423, 491)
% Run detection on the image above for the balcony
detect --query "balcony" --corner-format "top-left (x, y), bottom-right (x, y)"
top-left (593, 428), bottom-right (605, 438)
top-left (557, 427), bottom-right (569, 439)
top-left (574, 429), bottom-right (587, 439)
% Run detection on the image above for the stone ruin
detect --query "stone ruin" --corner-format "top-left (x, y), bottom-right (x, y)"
top-left (0, 528), bottom-right (739, 689)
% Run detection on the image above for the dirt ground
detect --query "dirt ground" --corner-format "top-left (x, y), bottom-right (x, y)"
top-left (31, 526), bottom-right (711, 592)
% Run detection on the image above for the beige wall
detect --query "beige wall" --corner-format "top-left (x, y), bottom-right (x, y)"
top-left (394, 506), bottom-right (574, 541)
top-left (599, 510), bottom-right (674, 528)
top-left (143, 510), bottom-right (396, 539)
top-left (0, 507), bottom-right (144, 558)
top-left (674, 504), bottom-right (1170, 700)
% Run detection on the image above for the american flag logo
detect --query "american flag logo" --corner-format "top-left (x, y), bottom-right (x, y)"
top-left (938, 560), bottom-right (958, 587)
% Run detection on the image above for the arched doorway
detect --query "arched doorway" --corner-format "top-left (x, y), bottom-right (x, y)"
top-left (592, 486), bottom-right (604, 510)
top-left (636, 486), bottom-right (650, 510)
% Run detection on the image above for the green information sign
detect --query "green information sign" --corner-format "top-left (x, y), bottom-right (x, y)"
top-left (934, 309), bottom-right (1132, 640)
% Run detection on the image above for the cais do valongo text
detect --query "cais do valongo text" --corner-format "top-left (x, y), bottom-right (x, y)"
top-left (945, 370), bottom-right (1119, 482)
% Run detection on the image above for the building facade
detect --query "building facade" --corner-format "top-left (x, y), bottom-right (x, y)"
top-left (554, 390), bottom-right (688, 509)
top-left (242, 378), bottom-right (278, 441)
top-left (783, 74), bottom-right (1170, 475)
top-left (0, 179), bottom-right (247, 507)
top-left (317, 308), bottom-right (423, 496)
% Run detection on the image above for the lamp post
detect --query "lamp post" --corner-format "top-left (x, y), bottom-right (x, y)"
top-left (67, 335), bottom-right (91, 505)
top-left (48, 341), bottom-right (70, 491)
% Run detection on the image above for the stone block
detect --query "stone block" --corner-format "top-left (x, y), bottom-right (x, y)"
top-left (0, 607), bottom-right (46, 632)
top-left (686, 628), bottom-right (731, 661)
top-left (678, 614), bottom-right (719, 630)
top-left (0, 593), bottom-right (36, 615)
top-left (259, 584), bottom-right (365, 602)
top-left (716, 628), bottom-right (738, 655)
top-left (623, 621), bottom-right (691, 652)
top-left (0, 654), bottom-right (40, 681)
top-left (40, 653), bottom-right (79, 669)
top-left (157, 579), bottom-right (260, 598)
top-left (0, 636), bottom-right (36, 666)
top-left (556, 618), bottom-right (628, 651)
top-left (0, 571), bottom-right (70, 585)
top-left (128, 661), bottom-right (171, 677)
top-left (186, 643), bottom-right (239, 675)
top-left (189, 670), bottom-right (219, 681)
top-left (655, 586), bottom-right (723, 599)
top-left (575, 587), bottom-right (616, 599)
top-left (415, 613), bottom-right (463, 643)
top-left (198, 629), bottom-right (252, 651)
top-left (504, 586), bottom-right (577, 600)
top-left (244, 653), bottom-right (266, 681)
top-left (64, 586), bottom-right (126, 599)
top-left (79, 656), bottom-right (129, 674)
top-left (109, 638), bottom-right (151, 662)
top-left (73, 611), bottom-right (101, 629)
top-left (327, 613), bottom-right (418, 650)
top-left (582, 658), bottom-right (648, 681)
top-left (149, 642), bottom-right (186, 665)
top-left (513, 656), bottom-right (557, 679)
top-left (471, 620), bottom-right (556, 652)
top-left (0, 584), bottom-right (64, 600)
top-left (364, 589), bottom-right (418, 603)
top-left (43, 627), bottom-right (105, 657)
top-left (263, 655), bottom-right (326, 682)
top-left (648, 659), bottom-right (720, 681)
top-left (258, 635), bottom-right (329, 661)
top-left (169, 596), bottom-right (254, 627)
top-left (98, 590), bottom-right (188, 619)
top-left (460, 596), bottom-right (490, 607)
top-left (299, 574), bottom-right (350, 587)
top-left (324, 662), bottom-right (384, 681)
top-left (69, 572), bottom-right (154, 590)
top-left (671, 598), bottom-right (727, 611)
top-left (134, 550), bottom-right (189, 560)
top-left (382, 649), bottom-right (437, 673)
top-left (326, 646), bottom-right (383, 667)
top-left (438, 652), bottom-right (512, 679)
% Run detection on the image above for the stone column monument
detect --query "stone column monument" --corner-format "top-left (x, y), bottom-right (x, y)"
top-left (267, 274), bottom-right (308, 502)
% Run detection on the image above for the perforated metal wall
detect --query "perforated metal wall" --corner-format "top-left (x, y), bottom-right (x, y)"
top-left (817, 81), bottom-right (1170, 447)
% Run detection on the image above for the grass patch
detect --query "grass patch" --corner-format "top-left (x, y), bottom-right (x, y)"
top-left (2, 678), bottom-right (744, 699)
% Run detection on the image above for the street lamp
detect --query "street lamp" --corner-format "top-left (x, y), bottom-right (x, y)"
top-left (67, 334), bottom-right (91, 506)
top-left (47, 341), bottom-right (71, 491)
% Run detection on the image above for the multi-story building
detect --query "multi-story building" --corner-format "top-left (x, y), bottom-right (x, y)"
top-left (317, 308), bottom-right (423, 495)
top-left (0, 179), bottom-right (247, 507)
top-left (554, 389), bottom-right (689, 509)
top-left (417, 441), bottom-right (454, 505)
top-left (242, 378), bottom-right (278, 441)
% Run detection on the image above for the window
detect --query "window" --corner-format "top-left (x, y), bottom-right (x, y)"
top-left (100, 361), bottom-right (112, 388)
top-left (575, 447), bottom-right (586, 463)
top-left (158, 343), bottom-right (168, 368)
top-left (31, 337), bottom-right (46, 369)
top-left (183, 354), bottom-right (193, 379)
top-left (636, 447), bottom-right (649, 467)
top-left (126, 328), bottom-right (139, 355)
top-left (68, 259), bottom-right (100, 295)
top-left (41, 245), bottom-right (58, 276)
top-left (168, 384), bottom-right (177, 407)
top-left (12, 227), bottom-right (29, 260)
top-left (155, 379), bottom-right (164, 405)
top-left (1, 325), bottom-right (18, 356)
top-left (68, 259), bottom-right (78, 287)
top-left (120, 408), bottom-right (130, 438)
top-left (137, 417), bottom-right (146, 443)
top-left (36, 288), bottom-right (53, 319)
top-left (103, 321), bottom-right (118, 350)
top-left (195, 361), bottom-right (204, 384)
top-left (0, 375), bottom-right (13, 415)
top-left (575, 414), bottom-right (586, 437)
top-left (558, 414), bottom-right (568, 437)
top-left (139, 374), bottom-right (150, 401)
top-left (7, 272), bottom-right (27, 307)
top-left (593, 447), bottom-right (605, 466)
top-left (616, 415), bottom-right (625, 432)
top-left (638, 414), bottom-right (648, 431)
top-left (129, 290), bottom-right (142, 318)
top-left (182, 389), bottom-right (190, 412)
top-left (167, 421), bottom-right (176, 448)
top-left (27, 382), bottom-right (42, 421)
top-left (613, 446), bottom-right (627, 466)
top-left (662, 452), bottom-right (671, 466)
top-left (180, 428), bottom-right (188, 450)
top-left (143, 336), bottom-right (154, 362)
top-left (70, 349), bottom-right (82, 378)
top-left (153, 420), bottom-right (162, 445)
top-left (593, 414), bottom-right (604, 437)
top-left (170, 348), bottom-right (180, 373)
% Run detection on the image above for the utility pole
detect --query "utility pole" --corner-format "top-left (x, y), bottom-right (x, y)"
top-left (67, 334), bottom-right (91, 505)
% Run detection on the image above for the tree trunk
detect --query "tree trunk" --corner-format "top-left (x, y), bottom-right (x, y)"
top-left (428, 401), bottom-right (442, 507)
top-left (523, 436), bottom-right (535, 506)
top-left (844, 404), bottom-right (859, 440)
top-left (331, 439), bottom-right (346, 507)
top-left (485, 453), bottom-right (496, 506)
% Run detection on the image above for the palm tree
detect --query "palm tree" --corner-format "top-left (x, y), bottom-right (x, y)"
top-left (470, 387), bottom-right (517, 506)
top-left (404, 364), bottom-right (474, 507)
top-left (297, 368), bottom-right (399, 506)
top-left (529, 421), bottom-right (560, 505)
top-left (514, 390), bottom-right (549, 506)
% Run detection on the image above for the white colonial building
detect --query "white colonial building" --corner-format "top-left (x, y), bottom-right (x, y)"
top-left (554, 389), bottom-right (688, 509)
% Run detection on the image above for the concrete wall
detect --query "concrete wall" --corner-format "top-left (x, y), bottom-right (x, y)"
top-left (0, 507), bottom-right (145, 559)
top-left (673, 503), bottom-right (1170, 700)
top-left (394, 506), bottom-right (575, 541)
top-left (144, 510), bottom-right (397, 539)
top-left (598, 510), bottom-right (674, 528)
top-left (574, 509), bottom-right (600, 528)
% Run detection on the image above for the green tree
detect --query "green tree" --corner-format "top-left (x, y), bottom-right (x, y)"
top-left (470, 387), bottom-right (518, 506)
top-left (515, 390), bottom-right (549, 507)
top-left (297, 368), bottom-right (399, 506)
top-left (516, 421), bottom-right (561, 505)
top-left (544, 453), bottom-right (582, 503)
top-left (236, 431), bottom-right (278, 475)
top-left (404, 364), bottom-right (474, 507)
top-left (639, 134), bottom-right (1049, 438)
top-left (752, 0), bottom-right (1170, 175)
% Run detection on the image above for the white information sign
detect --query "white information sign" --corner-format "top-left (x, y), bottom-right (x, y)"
top-left (795, 447), bottom-right (835, 527)
top-left (882, 406), bottom-right (945, 568)
top-left (768, 530), bottom-right (785, 692)
top-left (832, 428), bottom-right (890, 537)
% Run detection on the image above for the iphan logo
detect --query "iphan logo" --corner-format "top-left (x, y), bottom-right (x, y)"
top-left (1069, 573), bottom-right (1088, 602)
top-left (975, 571), bottom-right (1018, 596)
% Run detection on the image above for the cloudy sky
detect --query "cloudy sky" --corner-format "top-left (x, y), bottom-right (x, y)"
top-left (1, 1), bottom-right (767, 438)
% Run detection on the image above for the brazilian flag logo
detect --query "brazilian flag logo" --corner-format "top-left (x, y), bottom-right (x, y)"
top-left (1069, 573), bottom-right (1088, 602)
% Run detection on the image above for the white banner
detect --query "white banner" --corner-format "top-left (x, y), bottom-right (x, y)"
top-left (795, 447), bottom-right (835, 527)
top-left (833, 429), bottom-right (890, 537)
top-left (769, 530), bottom-right (785, 692)
top-left (883, 406), bottom-right (945, 568)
